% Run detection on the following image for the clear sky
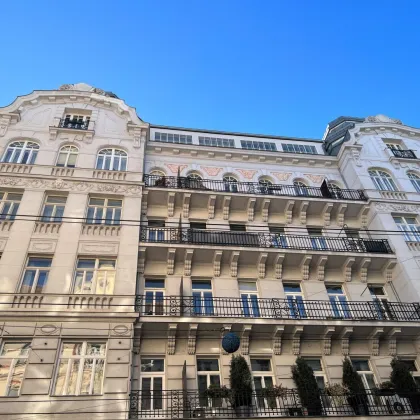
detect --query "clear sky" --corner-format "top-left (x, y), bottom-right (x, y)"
top-left (1, 0), bottom-right (419, 139)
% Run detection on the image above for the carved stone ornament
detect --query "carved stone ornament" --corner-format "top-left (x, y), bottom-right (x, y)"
top-left (375, 202), bottom-right (420, 213)
top-left (364, 114), bottom-right (402, 125)
top-left (58, 83), bottom-right (119, 98)
top-left (201, 166), bottom-right (223, 177)
top-left (0, 176), bottom-right (143, 197)
top-left (304, 174), bottom-right (325, 184)
top-left (236, 169), bottom-right (257, 180)
top-left (165, 163), bottom-right (188, 174)
top-left (271, 172), bottom-right (292, 182)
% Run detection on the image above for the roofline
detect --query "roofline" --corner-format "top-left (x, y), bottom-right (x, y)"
top-left (150, 124), bottom-right (322, 143)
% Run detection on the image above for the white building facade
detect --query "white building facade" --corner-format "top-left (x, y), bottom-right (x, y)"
top-left (0, 85), bottom-right (419, 419)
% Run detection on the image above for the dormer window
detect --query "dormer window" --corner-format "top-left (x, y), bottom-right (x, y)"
top-left (59, 114), bottom-right (91, 130)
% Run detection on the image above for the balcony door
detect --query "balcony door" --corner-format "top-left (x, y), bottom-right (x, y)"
top-left (197, 359), bottom-right (221, 407)
top-left (308, 228), bottom-right (327, 250)
top-left (369, 286), bottom-right (393, 320)
top-left (144, 279), bottom-right (165, 315)
top-left (239, 281), bottom-right (260, 317)
top-left (352, 360), bottom-right (377, 394)
top-left (326, 285), bottom-right (350, 319)
top-left (192, 280), bottom-right (214, 316)
top-left (147, 220), bottom-right (166, 242)
top-left (283, 283), bottom-right (306, 319)
top-left (140, 358), bottom-right (165, 411)
top-left (251, 359), bottom-right (276, 409)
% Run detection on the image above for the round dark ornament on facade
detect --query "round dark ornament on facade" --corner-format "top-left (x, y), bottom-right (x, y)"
top-left (222, 332), bottom-right (240, 353)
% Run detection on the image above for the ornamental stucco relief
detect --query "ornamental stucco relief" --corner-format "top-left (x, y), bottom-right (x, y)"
top-left (165, 163), bottom-right (188, 174)
top-left (271, 172), bottom-right (292, 181)
top-left (236, 169), bottom-right (257, 180)
top-left (375, 202), bottom-right (420, 213)
top-left (201, 166), bottom-right (223, 177)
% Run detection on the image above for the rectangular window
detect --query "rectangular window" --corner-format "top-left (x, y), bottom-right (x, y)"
top-left (308, 228), bottom-right (327, 250)
top-left (327, 285), bottom-right (350, 319)
top-left (192, 280), bottom-right (213, 316)
top-left (241, 140), bottom-right (277, 151)
top-left (86, 197), bottom-right (122, 225)
top-left (62, 114), bottom-right (91, 130)
top-left (20, 257), bottom-right (52, 293)
top-left (190, 222), bottom-right (207, 230)
top-left (251, 358), bottom-right (275, 409)
top-left (73, 259), bottom-right (116, 294)
top-left (352, 360), bottom-right (377, 391)
top-left (54, 342), bottom-right (106, 396)
top-left (369, 286), bottom-right (393, 320)
top-left (304, 359), bottom-right (329, 406)
top-left (283, 283), bottom-right (306, 319)
top-left (197, 358), bottom-right (221, 406)
top-left (270, 226), bottom-right (288, 248)
top-left (144, 279), bottom-right (165, 315)
top-left (239, 281), bottom-right (260, 317)
top-left (393, 216), bottom-right (420, 242)
top-left (140, 358), bottom-right (164, 411)
top-left (385, 143), bottom-right (403, 151)
top-left (0, 342), bottom-right (30, 396)
top-left (198, 136), bottom-right (235, 148)
top-left (230, 224), bottom-right (246, 232)
top-left (282, 143), bottom-right (317, 154)
top-left (147, 220), bottom-right (166, 241)
top-left (154, 132), bottom-right (192, 145)
top-left (41, 196), bottom-right (66, 223)
top-left (0, 192), bottom-right (22, 221)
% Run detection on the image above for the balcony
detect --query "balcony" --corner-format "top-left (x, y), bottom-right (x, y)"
top-left (140, 228), bottom-right (393, 254)
top-left (129, 389), bottom-right (419, 418)
top-left (58, 117), bottom-right (90, 130)
top-left (135, 295), bottom-right (420, 322)
top-left (144, 175), bottom-right (367, 201)
top-left (390, 149), bottom-right (417, 159)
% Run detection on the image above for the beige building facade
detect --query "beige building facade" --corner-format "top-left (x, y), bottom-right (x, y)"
top-left (0, 85), bottom-right (419, 419)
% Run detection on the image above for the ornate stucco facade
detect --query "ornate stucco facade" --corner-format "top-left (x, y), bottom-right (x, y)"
top-left (0, 84), bottom-right (419, 419)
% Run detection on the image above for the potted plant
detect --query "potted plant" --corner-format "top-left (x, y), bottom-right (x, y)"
top-left (390, 358), bottom-right (420, 413)
top-left (291, 357), bottom-right (323, 416)
top-left (325, 383), bottom-right (349, 407)
top-left (260, 384), bottom-right (288, 409)
top-left (374, 381), bottom-right (396, 397)
top-left (204, 384), bottom-right (231, 408)
top-left (342, 358), bottom-right (369, 415)
top-left (229, 355), bottom-right (253, 417)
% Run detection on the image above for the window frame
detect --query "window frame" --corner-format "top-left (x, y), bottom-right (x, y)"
top-left (0, 191), bottom-right (22, 221)
top-left (96, 148), bottom-right (128, 172)
top-left (154, 132), bottom-right (193, 145)
top-left (2, 141), bottom-right (39, 165)
top-left (144, 279), bottom-right (165, 315)
top-left (393, 215), bottom-right (420, 242)
top-left (283, 283), bottom-right (306, 318)
top-left (140, 358), bottom-right (165, 411)
top-left (19, 256), bottom-right (52, 294)
top-left (408, 172), bottom-right (420, 193)
top-left (56, 145), bottom-right (79, 168)
top-left (52, 341), bottom-right (107, 396)
top-left (191, 280), bottom-right (213, 316)
top-left (85, 197), bottom-right (123, 225)
top-left (238, 281), bottom-right (260, 317)
top-left (368, 169), bottom-right (398, 192)
top-left (326, 284), bottom-right (350, 319)
top-left (41, 195), bottom-right (67, 223)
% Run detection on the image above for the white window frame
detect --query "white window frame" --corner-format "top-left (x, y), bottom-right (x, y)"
top-left (19, 256), bottom-right (52, 293)
top-left (53, 341), bottom-right (106, 396)
top-left (393, 215), bottom-right (420, 242)
top-left (223, 175), bottom-right (238, 193)
top-left (41, 195), bottom-right (67, 223)
top-left (86, 197), bottom-right (122, 225)
top-left (56, 145), bottom-right (79, 167)
top-left (238, 281), bottom-right (260, 317)
top-left (385, 142), bottom-right (404, 151)
top-left (368, 169), bottom-right (398, 191)
top-left (140, 358), bottom-right (165, 411)
top-left (197, 358), bottom-right (221, 407)
top-left (0, 341), bottom-right (30, 396)
top-left (408, 172), bottom-right (420, 192)
top-left (369, 285), bottom-right (393, 320)
top-left (351, 359), bottom-right (377, 391)
top-left (192, 280), bottom-right (214, 316)
top-left (144, 279), bottom-right (165, 315)
top-left (96, 148), bottom-right (128, 171)
top-left (251, 358), bottom-right (276, 409)
top-left (2, 141), bottom-right (39, 165)
top-left (73, 258), bottom-right (116, 295)
top-left (0, 191), bottom-right (22, 221)
top-left (326, 284), bottom-right (350, 319)
top-left (284, 283), bottom-right (306, 318)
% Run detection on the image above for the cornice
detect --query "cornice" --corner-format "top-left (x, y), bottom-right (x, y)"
top-left (354, 124), bottom-right (420, 141)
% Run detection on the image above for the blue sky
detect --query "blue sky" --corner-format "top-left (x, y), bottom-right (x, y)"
top-left (1, 0), bottom-right (419, 139)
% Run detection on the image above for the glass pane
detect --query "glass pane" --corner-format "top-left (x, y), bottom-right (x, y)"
top-left (239, 282), bottom-right (257, 292)
top-left (192, 281), bottom-right (212, 290)
top-left (105, 272), bottom-right (115, 295)
top-left (0, 360), bottom-right (11, 396)
top-left (198, 375), bottom-right (208, 393)
top-left (20, 270), bottom-right (36, 293)
top-left (89, 198), bottom-right (105, 206)
top-left (305, 359), bottom-right (322, 371)
top-left (96, 272), bottom-right (106, 294)
top-left (68, 153), bottom-right (77, 166)
top-left (67, 359), bottom-right (80, 395)
top-left (54, 360), bottom-right (67, 395)
top-left (82, 272), bottom-right (94, 293)
top-left (364, 373), bottom-right (376, 389)
top-left (316, 376), bottom-right (326, 390)
top-left (86, 343), bottom-right (106, 356)
top-left (145, 279), bottom-right (165, 289)
top-left (80, 359), bottom-right (94, 394)
top-left (253, 377), bottom-right (263, 390)
top-left (326, 285), bottom-right (343, 294)
top-left (140, 359), bottom-right (164, 372)
top-left (197, 359), bottom-right (219, 372)
top-left (105, 208), bottom-right (113, 225)
top-left (47, 196), bottom-right (67, 204)
top-left (8, 359), bottom-right (27, 396)
top-left (153, 377), bottom-right (163, 409)
top-left (283, 284), bottom-right (301, 293)
top-left (28, 258), bottom-right (52, 268)
top-left (95, 207), bottom-right (103, 224)
top-left (209, 375), bottom-right (221, 386)
top-left (98, 260), bottom-right (116, 269)
top-left (141, 378), bottom-right (152, 410)
top-left (35, 271), bottom-right (48, 293)
top-left (53, 206), bottom-right (64, 222)
top-left (1, 343), bottom-right (30, 357)
top-left (264, 376), bottom-right (274, 388)
top-left (108, 200), bottom-right (122, 207)
top-left (61, 343), bottom-right (83, 357)
top-left (77, 260), bottom-right (95, 269)
top-left (251, 359), bottom-right (271, 372)
top-left (352, 360), bottom-right (370, 372)
top-left (113, 208), bottom-right (121, 225)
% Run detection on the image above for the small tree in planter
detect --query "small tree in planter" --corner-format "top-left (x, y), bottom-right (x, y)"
top-left (204, 384), bottom-right (231, 408)
top-left (291, 357), bottom-right (323, 416)
top-left (390, 358), bottom-right (420, 413)
top-left (229, 355), bottom-right (253, 417)
top-left (342, 358), bottom-right (369, 415)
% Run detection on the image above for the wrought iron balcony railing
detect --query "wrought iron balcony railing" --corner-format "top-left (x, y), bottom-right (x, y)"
top-left (58, 118), bottom-right (90, 130)
top-left (390, 149), bottom-right (417, 159)
top-left (140, 228), bottom-right (393, 254)
top-left (144, 174), bottom-right (368, 201)
top-left (129, 388), bottom-right (420, 418)
top-left (135, 295), bottom-right (420, 322)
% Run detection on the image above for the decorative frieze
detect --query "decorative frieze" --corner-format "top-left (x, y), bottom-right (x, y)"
top-left (202, 166), bottom-right (223, 177)
top-left (271, 172), bottom-right (292, 182)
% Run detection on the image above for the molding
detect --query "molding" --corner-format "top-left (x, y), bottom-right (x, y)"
top-left (337, 204), bottom-right (347, 227)
top-left (285, 200), bottom-right (295, 225)
top-left (184, 249), bottom-right (194, 276)
top-left (78, 241), bottom-right (118, 255)
top-left (323, 327), bottom-right (335, 355)
top-left (274, 254), bottom-right (285, 280)
top-left (230, 251), bottom-right (240, 277)
top-left (343, 257), bottom-right (356, 282)
top-left (359, 205), bottom-right (370, 229)
top-left (183, 193), bottom-right (191, 218)
top-left (0, 112), bottom-right (20, 137)
top-left (241, 325), bottom-right (252, 355)
top-left (387, 328), bottom-right (401, 356)
top-left (208, 195), bottom-right (216, 219)
top-left (262, 199), bottom-right (270, 222)
top-left (167, 193), bottom-right (175, 217)
top-left (317, 256), bottom-right (328, 281)
top-left (340, 327), bottom-right (353, 356)
top-left (322, 202), bottom-right (334, 226)
top-left (300, 255), bottom-right (312, 281)
top-left (292, 326), bottom-right (304, 355)
top-left (369, 328), bottom-right (384, 356)
top-left (29, 239), bottom-right (57, 253)
top-left (213, 251), bottom-right (223, 277)
top-left (359, 258), bottom-right (371, 283)
top-left (299, 201), bottom-right (309, 225)
top-left (272, 326), bottom-right (284, 355)
top-left (375, 202), bottom-right (420, 213)
top-left (257, 253), bottom-right (268, 279)
top-left (247, 198), bottom-right (256, 222)
top-left (167, 323), bottom-right (178, 355)
top-left (187, 323), bottom-right (199, 355)
top-left (167, 249), bottom-right (176, 275)
top-left (223, 196), bottom-right (231, 220)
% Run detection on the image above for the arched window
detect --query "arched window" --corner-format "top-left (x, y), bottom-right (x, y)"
top-left (258, 177), bottom-right (273, 186)
top-left (56, 145), bottom-right (78, 167)
top-left (327, 182), bottom-right (343, 199)
top-left (96, 148), bottom-right (127, 171)
top-left (150, 170), bottom-right (165, 177)
top-left (149, 170), bottom-right (166, 187)
top-left (408, 172), bottom-right (420, 193)
top-left (2, 141), bottom-right (39, 164)
top-left (328, 182), bottom-right (341, 190)
top-left (186, 172), bottom-right (203, 189)
top-left (187, 172), bottom-right (202, 181)
top-left (368, 169), bottom-right (398, 191)
top-left (293, 180), bottom-right (309, 196)
top-left (223, 175), bottom-right (238, 193)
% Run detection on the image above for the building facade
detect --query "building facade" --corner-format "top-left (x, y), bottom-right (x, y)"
top-left (0, 84), bottom-right (419, 419)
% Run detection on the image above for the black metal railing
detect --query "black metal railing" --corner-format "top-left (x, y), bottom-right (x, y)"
top-left (140, 228), bottom-right (393, 254)
top-left (135, 295), bottom-right (420, 322)
top-left (390, 149), bottom-right (417, 159)
top-left (58, 118), bottom-right (90, 130)
top-left (129, 389), bottom-right (420, 418)
top-left (144, 175), bottom-right (368, 201)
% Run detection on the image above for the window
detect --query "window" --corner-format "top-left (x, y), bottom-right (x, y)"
top-left (192, 280), bottom-right (213, 316)
top-left (293, 180), bottom-right (309, 196)
top-left (60, 114), bottom-right (90, 130)
top-left (282, 143), bottom-right (317, 154)
top-left (56, 145), bottom-right (78, 167)
top-left (140, 359), bottom-right (164, 409)
top-left (270, 226), bottom-right (288, 248)
top-left (304, 359), bottom-right (329, 407)
top-left (408, 172), bottom-right (420, 192)
top-left (385, 142), bottom-right (403, 151)
top-left (197, 359), bottom-right (221, 406)
top-left (190, 222), bottom-right (207, 230)
top-left (369, 286), bottom-right (393, 320)
top-left (393, 216), bottom-right (420, 242)
top-left (0, 342), bottom-right (30, 396)
top-left (283, 283), bottom-right (306, 318)
top-left (41, 196), bottom-right (66, 223)
top-left (74, 259), bottom-right (116, 294)
top-left (399, 360), bottom-right (420, 387)
top-left (140, 358), bottom-right (165, 411)
top-left (327, 285), bottom-right (350, 319)
top-left (368, 169), bottom-right (398, 191)
top-left (147, 220), bottom-right (166, 241)
top-left (241, 140), bottom-right (277, 151)
top-left (258, 178), bottom-right (272, 186)
top-left (239, 281), bottom-right (260, 317)
top-left (186, 173), bottom-right (204, 189)
top-left (352, 360), bottom-right (377, 391)
top-left (86, 197), bottom-right (122, 225)
top-left (230, 224), bottom-right (246, 232)
top-left (199, 136), bottom-right (235, 148)
top-left (154, 132), bottom-right (192, 145)
top-left (144, 279), bottom-right (165, 315)
top-left (223, 175), bottom-right (238, 192)
top-left (0, 191), bottom-right (22, 220)
top-left (251, 359), bottom-right (275, 409)
top-left (20, 257), bottom-right (52, 293)
top-left (96, 148), bottom-right (127, 171)
top-left (2, 141), bottom-right (39, 164)
top-left (53, 342), bottom-right (106, 395)
top-left (308, 228), bottom-right (327, 250)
